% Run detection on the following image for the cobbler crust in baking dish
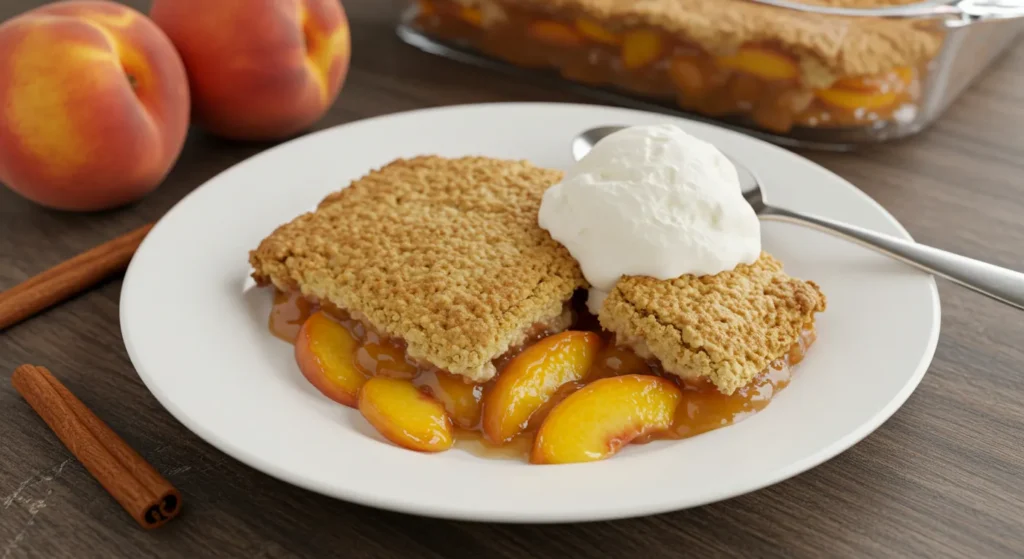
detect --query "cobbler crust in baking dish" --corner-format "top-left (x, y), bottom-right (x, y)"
top-left (444, 0), bottom-right (944, 86)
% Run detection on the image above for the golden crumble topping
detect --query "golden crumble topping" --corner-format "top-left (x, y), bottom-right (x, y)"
top-left (599, 252), bottom-right (826, 394)
top-left (249, 156), bottom-right (586, 382)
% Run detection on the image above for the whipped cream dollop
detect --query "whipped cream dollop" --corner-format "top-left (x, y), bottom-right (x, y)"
top-left (538, 123), bottom-right (761, 314)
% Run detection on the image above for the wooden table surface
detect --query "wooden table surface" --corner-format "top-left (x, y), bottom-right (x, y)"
top-left (2, 1), bottom-right (1023, 557)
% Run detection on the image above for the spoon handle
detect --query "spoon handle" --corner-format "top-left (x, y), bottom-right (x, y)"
top-left (763, 206), bottom-right (1024, 311)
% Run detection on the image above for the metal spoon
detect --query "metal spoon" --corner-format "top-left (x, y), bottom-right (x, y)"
top-left (573, 125), bottom-right (1024, 311)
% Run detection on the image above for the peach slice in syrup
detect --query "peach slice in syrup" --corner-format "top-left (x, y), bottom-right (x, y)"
top-left (358, 377), bottom-right (454, 452)
top-left (294, 311), bottom-right (366, 407)
top-left (531, 375), bottom-right (682, 465)
top-left (482, 331), bottom-right (602, 443)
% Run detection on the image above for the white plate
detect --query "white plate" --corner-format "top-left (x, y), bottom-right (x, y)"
top-left (121, 103), bottom-right (940, 523)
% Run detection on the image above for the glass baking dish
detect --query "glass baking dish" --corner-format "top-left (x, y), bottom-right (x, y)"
top-left (395, 0), bottom-right (1024, 150)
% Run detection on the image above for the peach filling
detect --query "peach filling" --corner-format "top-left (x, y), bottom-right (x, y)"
top-left (413, 0), bottom-right (921, 133)
top-left (270, 290), bottom-right (815, 464)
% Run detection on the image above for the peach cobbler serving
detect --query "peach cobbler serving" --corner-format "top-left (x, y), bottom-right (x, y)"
top-left (249, 127), bottom-right (826, 464)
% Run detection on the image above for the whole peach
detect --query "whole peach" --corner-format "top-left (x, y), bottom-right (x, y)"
top-left (0, 1), bottom-right (190, 211)
top-left (150, 0), bottom-right (350, 141)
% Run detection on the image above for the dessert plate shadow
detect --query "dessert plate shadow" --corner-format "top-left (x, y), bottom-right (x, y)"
top-left (120, 102), bottom-right (940, 523)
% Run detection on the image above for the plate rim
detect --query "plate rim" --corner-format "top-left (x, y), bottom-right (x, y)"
top-left (121, 102), bottom-right (941, 523)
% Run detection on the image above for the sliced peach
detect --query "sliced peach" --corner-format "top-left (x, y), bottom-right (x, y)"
top-left (815, 87), bottom-right (898, 111)
top-left (575, 19), bottom-right (621, 45)
top-left (816, 67), bottom-right (911, 111)
top-left (458, 6), bottom-right (483, 26)
top-left (716, 46), bottom-right (798, 81)
top-left (294, 311), bottom-right (366, 407)
top-left (358, 377), bottom-right (454, 452)
top-left (621, 30), bottom-right (664, 70)
top-left (418, 370), bottom-right (484, 429)
top-left (355, 341), bottom-right (418, 380)
top-left (482, 331), bottom-right (603, 443)
top-left (668, 55), bottom-right (710, 100)
top-left (528, 21), bottom-right (584, 48)
top-left (833, 67), bottom-right (913, 93)
top-left (531, 375), bottom-right (682, 464)
top-left (525, 380), bottom-right (585, 431)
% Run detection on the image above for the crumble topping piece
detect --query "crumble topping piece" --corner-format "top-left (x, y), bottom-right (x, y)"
top-left (250, 155), bottom-right (586, 382)
top-left (599, 252), bottom-right (826, 394)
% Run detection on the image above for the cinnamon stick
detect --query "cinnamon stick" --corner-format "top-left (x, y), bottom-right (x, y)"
top-left (11, 364), bottom-right (181, 529)
top-left (0, 223), bottom-right (154, 331)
